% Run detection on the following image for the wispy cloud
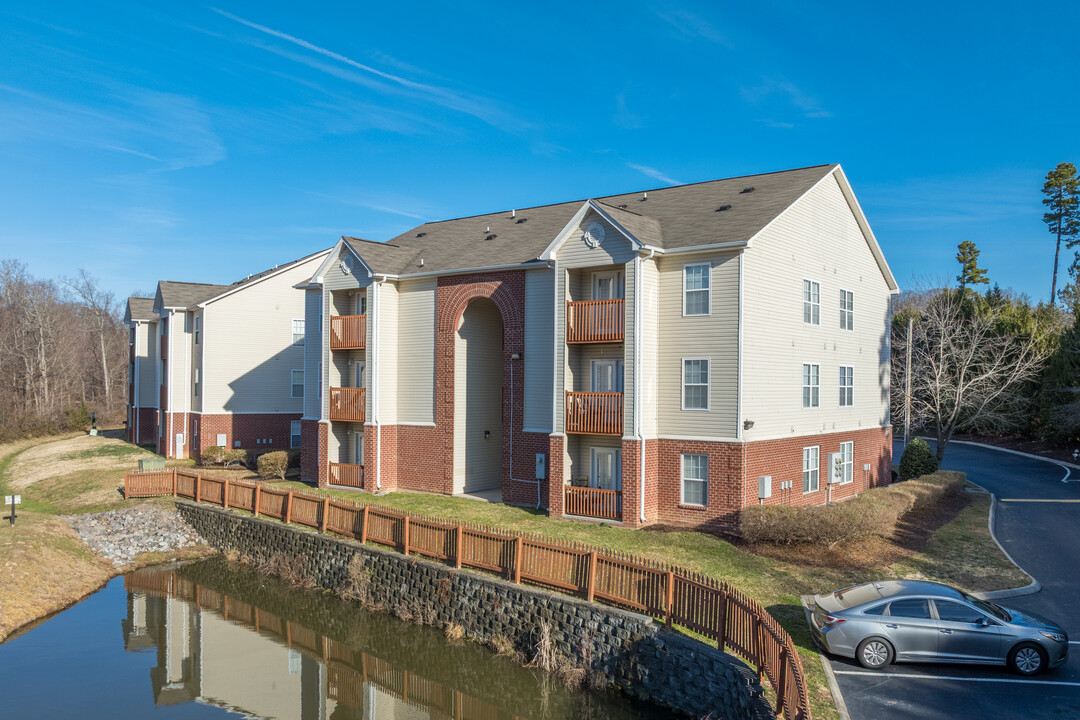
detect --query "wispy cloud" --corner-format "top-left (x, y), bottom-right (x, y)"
top-left (296, 187), bottom-right (432, 220)
top-left (740, 78), bottom-right (831, 124)
top-left (655, 9), bottom-right (730, 46)
top-left (212, 8), bottom-right (527, 133)
top-left (626, 163), bottom-right (683, 186)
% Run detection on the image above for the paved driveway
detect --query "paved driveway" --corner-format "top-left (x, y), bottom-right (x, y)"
top-left (825, 440), bottom-right (1080, 720)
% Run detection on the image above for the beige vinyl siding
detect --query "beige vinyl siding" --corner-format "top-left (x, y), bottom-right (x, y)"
top-left (556, 212), bottom-right (637, 269)
top-left (566, 435), bottom-right (622, 485)
top-left (741, 172), bottom-right (892, 439)
top-left (656, 251), bottom-right (740, 438)
top-left (524, 268), bottom-right (555, 431)
top-left (568, 344), bottom-right (625, 393)
top-left (322, 249), bottom-right (365, 291)
top-left (200, 257), bottom-right (323, 414)
top-left (639, 257), bottom-right (660, 437)
top-left (177, 310), bottom-right (194, 417)
top-left (554, 267), bottom-right (567, 434)
top-left (137, 321), bottom-right (158, 406)
top-left (303, 289), bottom-right (322, 419)
top-left (190, 310), bottom-right (203, 412)
top-left (374, 281), bottom-right (399, 425)
top-left (396, 278), bottom-right (436, 424)
top-left (453, 299), bottom-right (504, 493)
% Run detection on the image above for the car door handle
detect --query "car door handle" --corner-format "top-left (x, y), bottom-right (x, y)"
top-left (940, 629), bottom-right (953, 634)
top-left (885, 624), bottom-right (898, 629)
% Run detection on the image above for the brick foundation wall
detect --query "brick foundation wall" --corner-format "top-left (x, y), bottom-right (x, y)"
top-left (300, 420), bottom-right (328, 486)
top-left (129, 407), bottom-right (157, 445)
top-left (655, 438), bottom-right (745, 531)
top-left (178, 502), bottom-right (769, 720)
top-left (547, 434), bottom-right (566, 517)
top-left (193, 413), bottom-right (302, 460)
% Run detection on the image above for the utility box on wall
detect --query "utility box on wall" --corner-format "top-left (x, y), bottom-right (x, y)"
top-left (535, 453), bottom-right (547, 480)
top-left (757, 475), bottom-right (772, 500)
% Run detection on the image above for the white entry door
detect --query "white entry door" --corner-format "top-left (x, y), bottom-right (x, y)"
top-left (592, 271), bottom-right (623, 300)
top-left (591, 360), bottom-right (623, 393)
top-left (353, 361), bottom-right (365, 388)
top-left (591, 448), bottom-right (621, 490)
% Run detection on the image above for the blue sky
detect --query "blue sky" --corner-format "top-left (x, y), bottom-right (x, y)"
top-left (1, 1), bottom-right (1077, 302)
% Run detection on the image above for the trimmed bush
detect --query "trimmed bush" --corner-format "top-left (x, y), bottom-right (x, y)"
top-left (257, 451), bottom-right (289, 480)
top-left (200, 446), bottom-right (226, 466)
top-left (740, 471), bottom-right (963, 546)
top-left (899, 438), bottom-right (938, 480)
top-left (224, 448), bottom-right (248, 467)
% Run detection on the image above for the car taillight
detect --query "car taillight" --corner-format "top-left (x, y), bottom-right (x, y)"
top-left (823, 616), bottom-right (847, 626)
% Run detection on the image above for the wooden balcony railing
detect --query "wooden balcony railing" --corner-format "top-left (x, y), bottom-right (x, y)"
top-left (329, 462), bottom-right (364, 489)
top-left (565, 486), bottom-right (621, 520)
top-left (160, 334), bottom-right (167, 360)
top-left (129, 383), bottom-right (135, 405)
top-left (330, 315), bottom-right (367, 350)
top-left (567, 299), bottom-right (624, 343)
top-left (329, 387), bottom-right (366, 422)
top-left (159, 384), bottom-right (168, 411)
top-left (565, 391), bottom-right (622, 435)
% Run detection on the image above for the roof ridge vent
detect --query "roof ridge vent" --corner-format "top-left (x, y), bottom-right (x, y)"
top-left (716, 204), bottom-right (732, 212)
top-left (416, 231), bottom-right (427, 237)
top-left (516, 217), bottom-right (528, 224)
top-left (485, 233), bottom-right (497, 241)
top-left (740, 186), bottom-right (755, 193)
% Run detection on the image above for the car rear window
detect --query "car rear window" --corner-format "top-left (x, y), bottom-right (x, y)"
top-left (863, 604), bottom-right (887, 616)
top-left (833, 583), bottom-right (883, 609)
top-left (886, 599), bottom-right (931, 619)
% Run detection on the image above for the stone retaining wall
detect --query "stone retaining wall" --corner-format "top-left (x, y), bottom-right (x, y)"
top-left (177, 501), bottom-right (771, 720)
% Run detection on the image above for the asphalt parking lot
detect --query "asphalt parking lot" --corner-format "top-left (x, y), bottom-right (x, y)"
top-left (821, 440), bottom-right (1080, 720)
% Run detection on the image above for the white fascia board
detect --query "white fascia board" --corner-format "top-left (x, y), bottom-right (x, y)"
top-left (830, 165), bottom-right (900, 294)
top-left (659, 240), bottom-right (750, 255)
top-left (199, 249), bottom-right (331, 308)
top-left (538, 202), bottom-right (593, 260)
top-left (395, 260), bottom-right (546, 280)
top-left (311, 238), bottom-right (375, 283)
top-left (586, 201), bottom-right (647, 251)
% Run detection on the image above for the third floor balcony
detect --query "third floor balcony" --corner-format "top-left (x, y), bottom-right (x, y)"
top-left (330, 315), bottom-right (367, 350)
top-left (566, 298), bottom-right (624, 344)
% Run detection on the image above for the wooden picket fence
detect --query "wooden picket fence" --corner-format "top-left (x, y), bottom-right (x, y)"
top-left (125, 468), bottom-right (810, 720)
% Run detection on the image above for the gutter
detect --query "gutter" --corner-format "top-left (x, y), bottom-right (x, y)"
top-left (373, 274), bottom-right (389, 490)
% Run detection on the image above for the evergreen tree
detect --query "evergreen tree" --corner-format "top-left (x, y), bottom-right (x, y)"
top-left (956, 240), bottom-right (989, 290)
top-left (1042, 162), bottom-right (1080, 306)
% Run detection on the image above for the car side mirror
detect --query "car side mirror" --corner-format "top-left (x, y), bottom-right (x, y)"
top-left (975, 617), bottom-right (989, 627)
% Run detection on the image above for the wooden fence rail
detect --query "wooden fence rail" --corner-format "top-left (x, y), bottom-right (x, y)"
top-left (125, 468), bottom-right (810, 720)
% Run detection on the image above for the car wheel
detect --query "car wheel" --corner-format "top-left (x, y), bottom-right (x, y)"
top-left (856, 637), bottom-right (894, 670)
top-left (1008, 643), bottom-right (1047, 675)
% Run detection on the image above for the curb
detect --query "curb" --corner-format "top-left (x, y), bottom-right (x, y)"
top-left (800, 596), bottom-right (852, 720)
top-left (965, 481), bottom-right (1041, 601)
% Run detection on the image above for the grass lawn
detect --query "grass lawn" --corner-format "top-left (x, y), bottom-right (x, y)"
top-left (261, 474), bottom-right (1027, 720)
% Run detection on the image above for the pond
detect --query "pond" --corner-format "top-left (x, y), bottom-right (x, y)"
top-left (0, 558), bottom-right (672, 719)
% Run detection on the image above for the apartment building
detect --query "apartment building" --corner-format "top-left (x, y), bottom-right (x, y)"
top-left (300, 164), bottom-right (897, 529)
top-left (125, 250), bottom-right (330, 460)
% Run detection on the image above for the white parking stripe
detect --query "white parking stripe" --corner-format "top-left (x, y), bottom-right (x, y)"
top-left (833, 670), bottom-right (1080, 687)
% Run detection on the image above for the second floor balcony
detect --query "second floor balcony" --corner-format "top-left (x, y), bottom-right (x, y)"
top-left (329, 386), bottom-right (366, 422)
top-left (566, 299), bottom-right (624, 343)
top-left (564, 391), bottom-right (622, 435)
top-left (330, 315), bottom-right (367, 350)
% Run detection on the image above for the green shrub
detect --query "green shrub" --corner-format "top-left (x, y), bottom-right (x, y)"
top-left (257, 451), bottom-right (289, 480)
top-left (224, 449), bottom-right (248, 467)
top-left (740, 471), bottom-right (963, 546)
top-left (899, 438), bottom-right (938, 480)
top-left (200, 446), bottom-right (226, 466)
top-left (64, 402), bottom-right (91, 430)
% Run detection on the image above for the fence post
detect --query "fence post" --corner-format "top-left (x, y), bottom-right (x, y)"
top-left (513, 536), bottom-right (523, 583)
top-left (402, 516), bottom-right (410, 555)
top-left (755, 616), bottom-right (765, 680)
top-left (195, 474), bottom-right (202, 503)
top-left (254, 485), bottom-right (261, 518)
top-left (223, 477), bottom-right (230, 510)
top-left (775, 645), bottom-right (788, 714)
top-left (172, 467), bottom-right (178, 496)
top-left (717, 589), bottom-right (728, 651)
top-left (455, 526), bottom-right (464, 568)
top-left (320, 497), bottom-right (329, 533)
top-left (586, 551), bottom-right (597, 602)
top-left (285, 491), bottom-right (293, 524)
top-left (665, 571), bottom-right (675, 628)
top-left (360, 506), bottom-right (369, 544)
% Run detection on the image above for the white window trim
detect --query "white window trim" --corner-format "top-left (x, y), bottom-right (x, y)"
top-left (590, 447), bottom-right (622, 491)
top-left (680, 453), bottom-right (708, 506)
top-left (290, 420), bottom-right (302, 449)
top-left (591, 359), bottom-right (623, 393)
top-left (839, 289), bottom-right (854, 331)
top-left (802, 362), bottom-right (820, 409)
top-left (591, 270), bottom-right (624, 300)
top-left (839, 441), bottom-right (854, 484)
top-left (681, 357), bottom-right (711, 411)
top-left (292, 318), bottom-right (305, 346)
top-left (802, 278), bottom-right (820, 326)
top-left (682, 262), bottom-right (711, 317)
top-left (291, 369), bottom-right (304, 399)
top-left (803, 446), bottom-right (820, 494)
top-left (194, 315), bottom-right (201, 345)
top-left (839, 365), bottom-right (854, 407)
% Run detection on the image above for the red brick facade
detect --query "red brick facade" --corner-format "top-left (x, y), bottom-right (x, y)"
top-left (153, 411), bottom-right (301, 462)
top-left (127, 406), bottom-right (157, 445)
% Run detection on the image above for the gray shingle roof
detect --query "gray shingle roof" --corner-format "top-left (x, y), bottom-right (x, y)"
top-left (352, 164), bottom-right (836, 275)
top-left (125, 297), bottom-right (155, 323)
top-left (157, 281), bottom-right (231, 309)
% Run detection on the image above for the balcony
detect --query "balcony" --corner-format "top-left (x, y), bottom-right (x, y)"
top-left (160, 334), bottom-right (167, 360)
top-left (566, 299), bottom-right (624, 343)
top-left (564, 391), bottom-right (622, 435)
top-left (329, 387), bottom-right (366, 422)
top-left (565, 486), bottom-right (621, 520)
top-left (129, 383), bottom-right (135, 405)
top-left (330, 315), bottom-right (367, 350)
top-left (159, 384), bottom-right (167, 411)
top-left (329, 461), bottom-right (364, 488)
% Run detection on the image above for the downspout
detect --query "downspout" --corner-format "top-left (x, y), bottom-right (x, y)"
top-left (134, 322), bottom-right (140, 443)
top-left (550, 259), bottom-right (560, 510)
top-left (637, 250), bottom-right (654, 525)
top-left (373, 275), bottom-right (388, 490)
top-left (168, 310), bottom-right (175, 459)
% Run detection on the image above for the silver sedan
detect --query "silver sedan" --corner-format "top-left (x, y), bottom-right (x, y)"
top-left (808, 580), bottom-right (1068, 675)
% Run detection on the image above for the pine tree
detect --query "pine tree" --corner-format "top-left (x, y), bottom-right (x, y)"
top-left (1042, 162), bottom-right (1080, 306)
top-left (956, 240), bottom-right (989, 290)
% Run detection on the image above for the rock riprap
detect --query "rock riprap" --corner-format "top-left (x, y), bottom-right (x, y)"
top-left (65, 505), bottom-right (206, 567)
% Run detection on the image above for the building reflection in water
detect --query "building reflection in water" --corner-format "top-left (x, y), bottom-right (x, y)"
top-left (122, 567), bottom-right (524, 720)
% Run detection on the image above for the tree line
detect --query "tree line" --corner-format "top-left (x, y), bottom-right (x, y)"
top-left (0, 259), bottom-right (128, 442)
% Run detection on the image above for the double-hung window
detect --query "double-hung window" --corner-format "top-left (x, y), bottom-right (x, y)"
top-left (290, 420), bottom-right (302, 449)
top-left (683, 263), bottom-right (710, 316)
top-left (291, 369), bottom-right (304, 398)
top-left (292, 319), bottom-right (305, 346)
top-left (839, 290), bottom-right (854, 331)
top-left (839, 441), bottom-right (853, 484)
top-left (839, 365), bottom-right (854, 407)
top-left (681, 453), bottom-right (708, 506)
top-left (682, 359), bottom-right (710, 410)
top-left (194, 316), bottom-right (200, 345)
top-left (803, 280), bottom-right (820, 325)
top-left (803, 446), bottom-right (820, 493)
top-left (802, 363), bottom-right (819, 408)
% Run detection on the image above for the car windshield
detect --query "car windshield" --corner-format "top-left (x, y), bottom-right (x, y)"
top-left (961, 591), bottom-right (1011, 622)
